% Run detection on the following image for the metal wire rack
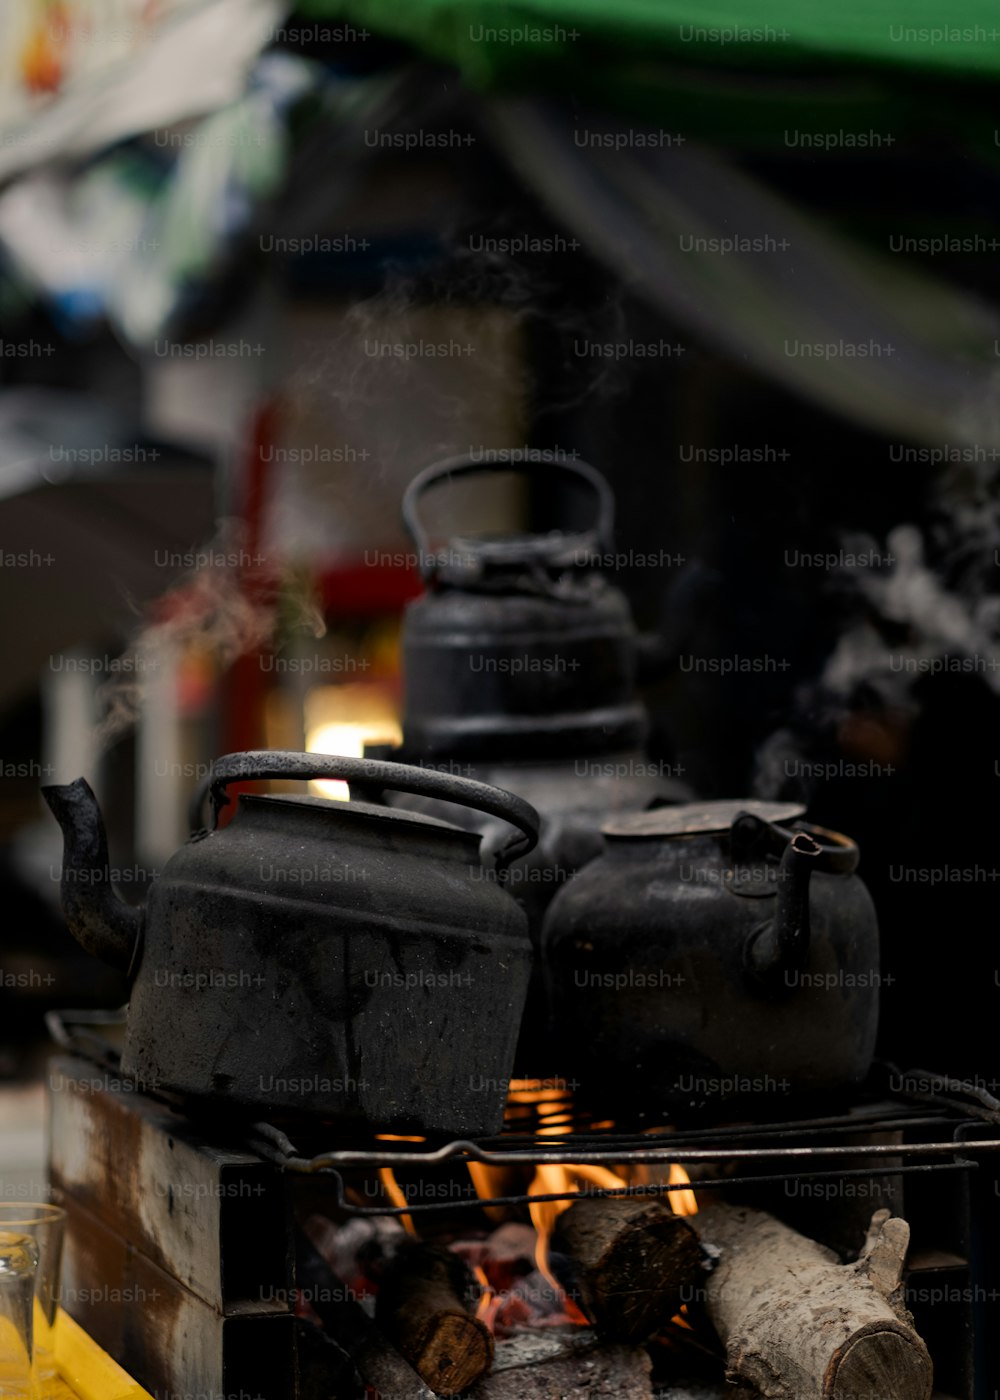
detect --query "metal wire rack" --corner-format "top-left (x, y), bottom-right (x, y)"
top-left (46, 1014), bottom-right (1000, 1217)
top-left (244, 1079), bottom-right (1000, 1218)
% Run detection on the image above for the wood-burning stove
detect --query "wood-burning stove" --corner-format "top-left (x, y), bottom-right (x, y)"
top-left (46, 1016), bottom-right (1000, 1400)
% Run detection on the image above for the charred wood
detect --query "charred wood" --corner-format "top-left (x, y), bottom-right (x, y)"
top-left (375, 1240), bottom-right (495, 1396)
top-left (554, 1193), bottom-right (704, 1343)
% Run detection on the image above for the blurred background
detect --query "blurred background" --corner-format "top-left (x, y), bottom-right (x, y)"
top-left (2, 0), bottom-right (1000, 1173)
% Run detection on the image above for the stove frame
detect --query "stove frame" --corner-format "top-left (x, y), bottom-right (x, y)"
top-left (46, 1013), bottom-right (1000, 1399)
top-left (247, 1075), bottom-right (1000, 1398)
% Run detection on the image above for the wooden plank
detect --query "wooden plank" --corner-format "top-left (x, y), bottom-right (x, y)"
top-left (59, 1192), bottom-right (297, 1399)
top-left (58, 1195), bottom-right (129, 1357)
top-left (48, 1054), bottom-right (292, 1311)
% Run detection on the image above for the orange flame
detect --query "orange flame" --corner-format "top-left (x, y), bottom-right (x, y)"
top-left (374, 1135), bottom-right (426, 1236)
top-left (667, 1162), bottom-right (699, 1217)
top-left (466, 1160), bottom-right (508, 1225)
top-left (473, 1264), bottom-right (502, 1328)
top-left (528, 1160), bottom-right (624, 1322)
top-left (377, 1168), bottom-right (417, 1236)
top-left (523, 1086), bottom-right (625, 1323)
top-left (463, 1085), bottom-right (699, 1331)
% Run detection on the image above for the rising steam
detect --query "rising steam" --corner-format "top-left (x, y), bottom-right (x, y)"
top-left (754, 464), bottom-right (1000, 799)
top-left (92, 519), bottom-right (324, 752)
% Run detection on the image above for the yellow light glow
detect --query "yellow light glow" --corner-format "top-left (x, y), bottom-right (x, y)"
top-left (307, 723), bottom-right (367, 800)
top-left (305, 684), bottom-right (401, 800)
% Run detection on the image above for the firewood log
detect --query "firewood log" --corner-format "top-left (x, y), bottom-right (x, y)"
top-left (690, 1204), bottom-right (933, 1400)
top-left (375, 1241), bottom-right (495, 1396)
top-left (294, 1226), bottom-right (436, 1400)
top-left (553, 1193), bottom-right (704, 1342)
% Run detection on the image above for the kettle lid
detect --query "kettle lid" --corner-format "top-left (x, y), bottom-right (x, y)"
top-left (602, 799), bottom-right (806, 839)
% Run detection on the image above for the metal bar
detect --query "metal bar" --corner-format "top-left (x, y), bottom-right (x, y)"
top-left (431, 1101), bottom-right (944, 1138)
top-left (474, 1113), bottom-right (958, 1150)
top-left (294, 1159), bottom-right (975, 1219)
top-left (246, 1124), bottom-right (1000, 1172)
top-left (248, 1107), bottom-right (961, 1164)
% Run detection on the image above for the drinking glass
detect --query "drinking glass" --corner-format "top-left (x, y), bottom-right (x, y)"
top-left (0, 1208), bottom-right (65, 1387)
top-left (0, 1231), bottom-right (37, 1399)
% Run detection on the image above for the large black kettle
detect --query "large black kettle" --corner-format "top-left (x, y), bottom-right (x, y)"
top-left (43, 752), bottom-right (539, 1135)
top-left (541, 800), bottom-right (880, 1116)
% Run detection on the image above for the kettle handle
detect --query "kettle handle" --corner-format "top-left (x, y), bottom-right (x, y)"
top-left (402, 451), bottom-right (616, 582)
top-left (190, 750), bottom-right (539, 876)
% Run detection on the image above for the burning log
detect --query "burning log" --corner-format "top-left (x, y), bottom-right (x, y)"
top-left (553, 1193), bottom-right (704, 1342)
top-left (690, 1204), bottom-right (933, 1400)
top-left (305, 1210), bottom-right (407, 1289)
top-left (294, 1225), bottom-right (437, 1400)
top-left (376, 1241), bottom-right (495, 1396)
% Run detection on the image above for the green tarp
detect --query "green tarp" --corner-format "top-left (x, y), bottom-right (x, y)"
top-left (295, 0), bottom-right (1000, 144)
top-left (297, 0), bottom-right (1000, 76)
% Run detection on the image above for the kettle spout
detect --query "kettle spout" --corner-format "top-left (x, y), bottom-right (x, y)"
top-left (42, 778), bottom-right (141, 972)
top-left (746, 831), bottom-right (822, 987)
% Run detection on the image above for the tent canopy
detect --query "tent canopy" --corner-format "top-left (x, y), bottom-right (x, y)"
top-left (294, 0), bottom-right (1000, 147)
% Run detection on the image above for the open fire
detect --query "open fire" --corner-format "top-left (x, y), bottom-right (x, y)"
top-left (49, 1044), bottom-right (985, 1400)
top-left (372, 1080), bottom-right (699, 1339)
top-left (324, 1082), bottom-right (937, 1399)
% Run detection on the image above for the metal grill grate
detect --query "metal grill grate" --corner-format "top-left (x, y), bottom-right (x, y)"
top-left (244, 1081), bottom-right (1000, 1218)
top-left (46, 1014), bottom-right (1000, 1217)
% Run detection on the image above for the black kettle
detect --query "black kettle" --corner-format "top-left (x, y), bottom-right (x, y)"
top-left (400, 451), bottom-right (649, 763)
top-left (541, 800), bottom-right (880, 1115)
top-left (43, 751), bottom-right (539, 1135)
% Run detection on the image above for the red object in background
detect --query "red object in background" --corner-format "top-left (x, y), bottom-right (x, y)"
top-left (220, 400), bottom-right (420, 808)
top-left (319, 563), bottom-right (423, 618)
